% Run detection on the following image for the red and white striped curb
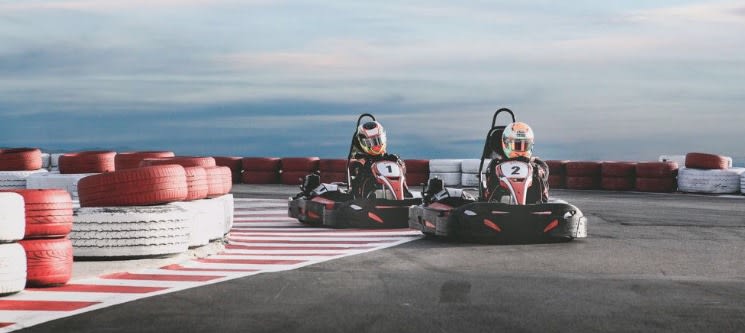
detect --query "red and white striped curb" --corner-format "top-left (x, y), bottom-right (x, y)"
top-left (0, 198), bottom-right (422, 332)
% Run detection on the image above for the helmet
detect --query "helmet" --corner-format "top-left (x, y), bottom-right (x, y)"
top-left (356, 121), bottom-right (387, 156)
top-left (501, 122), bottom-right (534, 158)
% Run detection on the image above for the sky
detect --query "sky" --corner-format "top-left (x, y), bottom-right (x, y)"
top-left (1, 0), bottom-right (744, 162)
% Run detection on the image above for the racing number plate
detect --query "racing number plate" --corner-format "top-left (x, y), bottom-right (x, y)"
top-left (499, 161), bottom-right (530, 179)
top-left (374, 161), bottom-right (402, 178)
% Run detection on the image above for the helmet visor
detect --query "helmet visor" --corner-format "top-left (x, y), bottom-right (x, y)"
top-left (508, 138), bottom-right (532, 153)
top-left (362, 135), bottom-right (385, 150)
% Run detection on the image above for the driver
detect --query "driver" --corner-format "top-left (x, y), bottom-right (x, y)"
top-left (484, 121), bottom-right (549, 203)
top-left (349, 120), bottom-right (410, 199)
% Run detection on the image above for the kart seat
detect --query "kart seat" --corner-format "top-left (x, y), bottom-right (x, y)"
top-left (482, 126), bottom-right (507, 161)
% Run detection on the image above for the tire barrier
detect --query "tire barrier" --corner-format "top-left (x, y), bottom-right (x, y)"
top-left (280, 157), bottom-right (320, 185)
top-left (658, 155), bottom-right (686, 167)
top-left (26, 171), bottom-right (92, 200)
top-left (41, 153), bottom-right (51, 170)
top-left (677, 167), bottom-right (745, 194)
top-left (205, 166), bottom-right (232, 198)
top-left (429, 159), bottom-right (462, 186)
top-left (0, 243), bottom-right (26, 296)
top-left (0, 169), bottom-right (49, 189)
top-left (19, 238), bottom-right (73, 287)
top-left (0, 148), bottom-right (43, 171)
top-left (0, 193), bottom-right (25, 243)
top-left (58, 151), bottom-right (116, 174)
top-left (114, 151), bottom-right (175, 170)
top-left (601, 162), bottom-right (636, 191)
top-left (213, 156), bottom-right (243, 184)
top-left (546, 160), bottom-right (569, 189)
top-left (241, 157), bottom-right (281, 184)
top-left (77, 165), bottom-right (188, 207)
top-left (565, 176), bottom-right (601, 190)
top-left (565, 162), bottom-right (601, 190)
top-left (601, 177), bottom-right (635, 191)
top-left (173, 198), bottom-right (225, 242)
top-left (404, 159), bottom-right (429, 187)
top-left (0, 189), bottom-right (73, 239)
top-left (635, 161), bottom-right (679, 193)
top-left (71, 204), bottom-right (190, 258)
top-left (319, 159), bottom-right (348, 183)
top-left (218, 193), bottom-right (234, 235)
top-left (460, 159), bottom-right (489, 187)
top-left (685, 152), bottom-right (731, 170)
top-left (635, 177), bottom-right (677, 193)
top-left (184, 166), bottom-right (209, 201)
top-left (139, 156), bottom-right (217, 168)
top-left (741, 173), bottom-right (745, 194)
top-left (50, 153), bottom-right (63, 171)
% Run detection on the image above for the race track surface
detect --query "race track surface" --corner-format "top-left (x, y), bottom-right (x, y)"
top-left (14, 186), bottom-right (745, 332)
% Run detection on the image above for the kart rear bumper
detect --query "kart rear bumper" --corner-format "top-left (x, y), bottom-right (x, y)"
top-left (290, 197), bottom-right (421, 229)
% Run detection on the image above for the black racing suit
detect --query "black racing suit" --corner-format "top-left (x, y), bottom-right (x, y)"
top-left (349, 153), bottom-right (411, 199)
top-left (484, 156), bottom-right (549, 204)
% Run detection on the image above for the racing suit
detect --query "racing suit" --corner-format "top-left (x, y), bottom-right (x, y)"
top-left (349, 152), bottom-right (410, 199)
top-left (484, 156), bottom-right (549, 204)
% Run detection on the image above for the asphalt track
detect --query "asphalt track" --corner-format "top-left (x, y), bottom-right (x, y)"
top-left (17, 185), bottom-right (745, 333)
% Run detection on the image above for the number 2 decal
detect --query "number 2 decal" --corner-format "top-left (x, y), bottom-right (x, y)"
top-left (511, 166), bottom-right (521, 175)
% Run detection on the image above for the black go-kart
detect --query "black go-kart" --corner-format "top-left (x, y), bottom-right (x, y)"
top-left (288, 114), bottom-right (422, 228)
top-left (408, 108), bottom-right (587, 243)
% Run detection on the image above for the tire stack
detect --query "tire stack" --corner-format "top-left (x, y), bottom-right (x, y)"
top-left (0, 148), bottom-right (49, 189)
top-left (404, 159), bottom-right (429, 187)
top-left (601, 162), bottom-right (636, 191)
top-left (545, 160), bottom-right (569, 189)
top-left (49, 154), bottom-right (63, 171)
top-left (28, 151), bottom-right (116, 200)
top-left (241, 157), bottom-right (281, 184)
top-left (460, 159), bottom-right (489, 187)
top-left (73, 165), bottom-right (191, 258)
top-left (0, 192), bottom-right (26, 296)
top-left (213, 156), bottom-right (243, 184)
top-left (677, 152), bottom-right (744, 194)
top-left (115, 151), bottom-right (175, 170)
top-left (635, 162), bottom-right (679, 192)
top-left (2, 189), bottom-right (74, 288)
top-left (429, 159), bottom-right (462, 186)
top-left (319, 159), bottom-right (347, 183)
top-left (280, 157), bottom-right (320, 185)
top-left (565, 161), bottom-right (602, 190)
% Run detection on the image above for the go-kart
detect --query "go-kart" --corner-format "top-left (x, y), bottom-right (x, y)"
top-left (288, 114), bottom-right (422, 228)
top-left (408, 108), bottom-right (587, 243)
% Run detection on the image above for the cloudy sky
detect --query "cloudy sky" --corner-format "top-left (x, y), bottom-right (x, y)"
top-left (1, 1), bottom-right (744, 161)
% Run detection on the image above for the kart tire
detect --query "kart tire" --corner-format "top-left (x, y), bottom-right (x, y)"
top-left (320, 171), bottom-right (346, 183)
top-left (601, 162), bottom-right (636, 177)
top-left (404, 159), bottom-right (429, 173)
top-left (0, 193), bottom-right (25, 242)
top-left (241, 171), bottom-right (279, 184)
top-left (0, 148), bottom-right (43, 171)
top-left (281, 171), bottom-right (309, 185)
top-left (184, 166), bottom-right (209, 201)
top-left (114, 151), bottom-right (175, 170)
top-left (406, 172), bottom-right (429, 187)
top-left (565, 161), bottom-right (601, 177)
top-left (0, 243), bottom-right (26, 296)
top-left (549, 174), bottom-right (565, 189)
top-left (242, 157), bottom-right (281, 171)
top-left (319, 159), bottom-right (348, 173)
top-left (77, 165), bottom-right (188, 207)
top-left (0, 189), bottom-right (74, 239)
top-left (545, 160), bottom-right (569, 176)
top-left (213, 156), bottom-right (243, 183)
top-left (429, 172), bottom-right (461, 186)
top-left (601, 176), bottom-right (635, 191)
top-left (565, 176), bottom-right (601, 190)
top-left (636, 162), bottom-right (679, 178)
top-left (20, 238), bottom-right (73, 287)
top-left (635, 177), bottom-right (677, 193)
top-left (429, 159), bottom-right (462, 173)
top-left (281, 157), bottom-right (320, 172)
top-left (677, 167), bottom-right (745, 194)
top-left (139, 156), bottom-right (217, 168)
top-left (58, 151), bottom-right (116, 174)
top-left (685, 152), bottom-right (730, 170)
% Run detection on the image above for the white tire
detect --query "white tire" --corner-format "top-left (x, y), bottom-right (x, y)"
top-left (218, 194), bottom-right (235, 234)
top-left (173, 199), bottom-right (225, 244)
top-left (26, 171), bottom-right (94, 200)
top-left (461, 159), bottom-right (491, 174)
top-left (677, 167), bottom-right (745, 194)
top-left (429, 172), bottom-right (462, 186)
top-left (0, 193), bottom-right (25, 242)
top-left (0, 170), bottom-right (49, 189)
top-left (0, 243), bottom-right (26, 295)
top-left (50, 153), bottom-right (63, 168)
top-left (460, 173), bottom-right (483, 187)
top-left (72, 204), bottom-right (190, 257)
top-left (741, 174), bottom-right (745, 194)
top-left (41, 153), bottom-right (51, 169)
top-left (429, 159), bottom-right (462, 173)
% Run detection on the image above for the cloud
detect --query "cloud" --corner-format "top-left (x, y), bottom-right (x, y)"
top-left (0, 0), bottom-right (275, 12)
top-left (625, 1), bottom-right (745, 24)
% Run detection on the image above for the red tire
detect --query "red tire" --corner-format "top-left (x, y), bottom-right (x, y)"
top-left (58, 151), bottom-right (116, 174)
top-left (685, 152), bottom-right (729, 170)
top-left (404, 160), bottom-right (430, 173)
top-left (548, 174), bottom-right (565, 189)
top-left (320, 171), bottom-right (347, 183)
top-left (241, 171), bottom-right (279, 184)
top-left (565, 161), bottom-right (602, 177)
top-left (545, 160), bottom-right (569, 176)
top-left (115, 151), bottom-right (175, 170)
top-left (319, 159), bottom-right (348, 173)
top-left (77, 165), bottom-right (188, 207)
top-left (636, 162), bottom-right (678, 178)
top-left (0, 148), bottom-right (43, 171)
top-left (601, 177), bottom-right (635, 191)
top-left (213, 157), bottom-right (243, 183)
top-left (281, 157), bottom-right (320, 172)
top-left (280, 171), bottom-right (309, 185)
top-left (184, 166), bottom-right (209, 201)
top-left (406, 173), bottom-right (429, 187)
top-left (242, 157), bottom-right (281, 171)
top-left (20, 238), bottom-right (73, 287)
top-left (601, 162), bottom-right (636, 177)
top-left (0, 189), bottom-right (73, 238)
top-left (205, 166), bottom-right (232, 198)
top-left (565, 176), bottom-right (600, 190)
top-left (139, 156), bottom-right (216, 168)
top-left (635, 177), bottom-right (677, 192)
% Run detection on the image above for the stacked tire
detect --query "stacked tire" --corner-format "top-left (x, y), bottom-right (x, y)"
top-left (635, 161), bottom-right (678, 192)
top-left (0, 192), bottom-right (26, 296)
top-left (404, 159), bottom-right (429, 187)
top-left (678, 153), bottom-right (743, 194)
top-left (319, 159), bottom-right (347, 183)
top-left (601, 162), bottom-right (636, 191)
top-left (565, 161), bottom-right (601, 190)
top-left (115, 151), bottom-right (175, 170)
top-left (0, 148), bottom-right (49, 189)
top-left (280, 157), bottom-right (320, 185)
top-left (545, 160), bottom-right (568, 189)
top-left (241, 157), bottom-right (280, 184)
top-left (429, 159), bottom-right (462, 186)
top-left (213, 156), bottom-right (243, 184)
top-left (460, 159), bottom-right (489, 187)
top-left (59, 151), bottom-right (116, 174)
